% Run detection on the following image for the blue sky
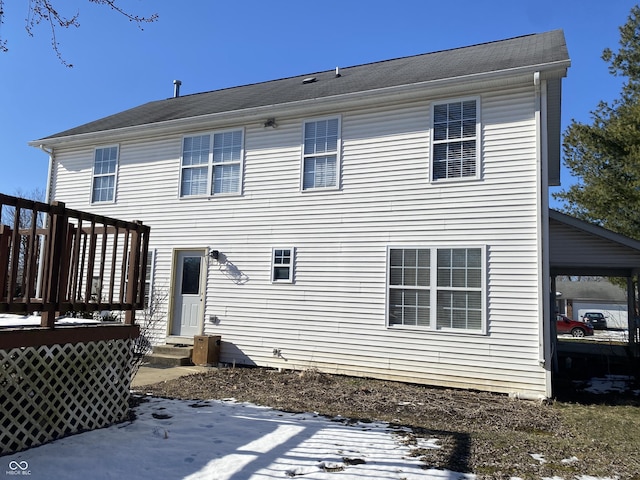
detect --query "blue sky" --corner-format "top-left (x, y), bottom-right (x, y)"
top-left (0, 0), bottom-right (636, 208)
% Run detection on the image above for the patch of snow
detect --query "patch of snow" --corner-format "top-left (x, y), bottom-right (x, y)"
top-left (561, 456), bottom-right (579, 464)
top-left (577, 477), bottom-right (620, 480)
top-left (584, 375), bottom-right (636, 394)
top-left (3, 397), bottom-right (477, 480)
top-left (0, 313), bottom-right (100, 327)
top-left (420, 438), bottom-right (442, 450)
top-left (591, 330), bottom-right (629, 342)
top-left (530, 453), bottom-right (547, 464)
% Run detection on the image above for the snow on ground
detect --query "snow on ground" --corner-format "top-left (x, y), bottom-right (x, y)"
top-left (4, 385), bottom-right (632, 480)
top-left (3, 396), bottom-right (472, 480)
top-left (2, 313), bottom-right (635, 479)
top-left (0, 313), bottom-right (100, 327)
top-left (583, 374), bottom-right (640, 395)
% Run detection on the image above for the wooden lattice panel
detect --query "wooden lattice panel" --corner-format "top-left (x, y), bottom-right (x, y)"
top-left (0, 339), bottom-right (133, 455)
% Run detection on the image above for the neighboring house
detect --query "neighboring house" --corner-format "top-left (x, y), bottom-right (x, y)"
top-left (556, 280), bottom-right (628, 329)
top-left (31, 31), bottom-right (574, 399)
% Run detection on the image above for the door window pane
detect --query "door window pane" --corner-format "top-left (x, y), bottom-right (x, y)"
top-left (181, 257), bottom-right (201, 294)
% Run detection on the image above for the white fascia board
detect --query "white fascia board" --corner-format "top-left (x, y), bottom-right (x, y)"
top-left (30, 61), bottom-right (569, 150)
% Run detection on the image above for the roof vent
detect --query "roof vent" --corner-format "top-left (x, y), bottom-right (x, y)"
top-left (173, 79), bottom-right (182, 98)
top-left (302, 77), bottom-right (316, 84)
top-left (335, 67), bottom-right (341, 78)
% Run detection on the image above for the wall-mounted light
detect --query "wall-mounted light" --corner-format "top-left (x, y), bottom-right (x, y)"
top-left (209, 250), bottom-right (220, 261)
top-left (264, 118), bottom-right (277, 128)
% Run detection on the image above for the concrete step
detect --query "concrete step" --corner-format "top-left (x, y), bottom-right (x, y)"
top-left (144, 345), bottom-right (193, 367)
top-left (153, 345), bottom-right (193, 356)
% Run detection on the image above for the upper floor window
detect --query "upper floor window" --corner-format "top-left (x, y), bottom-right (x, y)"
top-left (92, 146), bottom-right (118, 203)
top-left (431, 99), bottom-right (479, 181)
top-left (272, 247), bottom-right (294, 283)
top-left (302, 117), bottom-right (340, 190)
top-left (388, 246), bottom-right (484, 333)
top-left (181, 129), bottom-right (243, 197)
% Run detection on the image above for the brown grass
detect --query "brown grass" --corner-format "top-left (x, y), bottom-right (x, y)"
top-left (137, 367), bottom-right (640, 479)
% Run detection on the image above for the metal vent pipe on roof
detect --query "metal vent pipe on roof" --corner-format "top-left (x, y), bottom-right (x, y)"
top-left (173, 79), bottom-right (182, 98)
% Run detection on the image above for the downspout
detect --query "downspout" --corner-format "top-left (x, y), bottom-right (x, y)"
top-left (35, 144), bottom-right (54, 299)
top-left (39, 144), bottom-right (54, 204)
top-left (534, 72), bottom-right (553, 398)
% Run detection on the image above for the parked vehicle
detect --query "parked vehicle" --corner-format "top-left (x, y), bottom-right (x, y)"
top-left (582, 312), bottom-right (607, 330)
top-left (556, 314), bottom-right (594, 337)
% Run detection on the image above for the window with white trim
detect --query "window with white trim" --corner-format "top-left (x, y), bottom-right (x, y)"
top-left (92, 146), bottom-right (118, 203)
top-left (180, 130), bottom-right (243, 197)
top-left (431, 99), bottom-right (479, 181)
top-left (388, 249), bottom-right (431, 326)
top-left (302, 118), bottom-right (339, 190)
top-left (435, 248), bottom-right (482, 330)
top-left (271, 247), bottom-right (294, 283)
top-left (388, 247), bottom-right (484, 332)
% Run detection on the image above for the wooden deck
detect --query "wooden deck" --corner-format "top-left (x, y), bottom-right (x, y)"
top-left (0, 193), bottom-right (149, 346)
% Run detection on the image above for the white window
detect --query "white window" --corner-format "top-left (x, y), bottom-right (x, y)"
top-left (435, 248), bottom-right (482, 330)
top-left (180, 130), bottom-right (243, 197)
top-left (388, 247), bottom-right (484, 332)
top-left (302, 117), bottom-right (340, 190)
top-left (92, 146), bottom-right (118, 203)
top-left (431, 99), bottom-right (479, 181)
top-left (271, 247), bottom-right (294, 283)
top-left (388, 249), bottom-right (431, 327)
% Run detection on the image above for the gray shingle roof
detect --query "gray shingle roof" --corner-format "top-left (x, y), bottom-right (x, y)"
top-left (40, 30), bottom-right (568, 140)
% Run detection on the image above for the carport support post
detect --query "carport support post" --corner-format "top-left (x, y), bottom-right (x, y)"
top-left (550, 275), bottom-right (559, 373)
top-left (629, 274), bottom-right (639, 356)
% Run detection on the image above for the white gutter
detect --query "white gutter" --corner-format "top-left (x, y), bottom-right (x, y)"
top-left (29, 60), bottom-right (570, 149)
top-left (534, 71), bottom-right (553, 398)
top-left (35, 144), bottom-right (53, 300)
top-left (38, 144), bottom-right (54, 204)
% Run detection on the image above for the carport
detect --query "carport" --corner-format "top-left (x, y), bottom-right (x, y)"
top-left (548, 209), bottom-right (640, 378)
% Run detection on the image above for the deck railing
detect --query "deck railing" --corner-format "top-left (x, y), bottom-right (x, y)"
top-left (0, 193), bottom-right (150, 328)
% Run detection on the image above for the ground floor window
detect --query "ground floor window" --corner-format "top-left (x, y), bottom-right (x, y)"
top-left (272, 247), bottom-right (294, 283)
top-left (388, 246), bottom-right (484, 332)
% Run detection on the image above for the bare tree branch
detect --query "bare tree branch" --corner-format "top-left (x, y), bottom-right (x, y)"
top-left (0, 0), bottom-right (157, 67)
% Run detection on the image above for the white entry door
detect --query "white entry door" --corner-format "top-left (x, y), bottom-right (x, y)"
top-left (171, 250), bottom-right (204, 337)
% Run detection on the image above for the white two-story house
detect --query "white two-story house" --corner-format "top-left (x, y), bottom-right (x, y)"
top-left (32, 30), bottom-right (573, 399)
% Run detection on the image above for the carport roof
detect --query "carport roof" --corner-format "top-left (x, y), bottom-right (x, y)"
top-left (549, 210), bottom-right (640, 275)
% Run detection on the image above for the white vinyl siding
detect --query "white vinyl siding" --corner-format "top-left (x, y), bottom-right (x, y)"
top-left (181, 130), bottom-right (243, 197)
top-left (302, 117), bottom-right (340, 190)
top-left (50, 83), bottom-right (546, 397)
top-left (389, 247), bottom-right (484, 332)
top-left (91, 146), bottom-right (118, 203)
top-left (431, 98), bottom-right (479, 181)
top-left (272, 248), bottom-right (294, 283)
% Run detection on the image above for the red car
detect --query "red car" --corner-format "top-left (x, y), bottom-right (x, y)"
top-left (556, 314), bottom-right (594, 337)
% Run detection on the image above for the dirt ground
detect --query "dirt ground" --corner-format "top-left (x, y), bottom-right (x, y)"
top-left (136, 366), bottom-right (639, 479)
